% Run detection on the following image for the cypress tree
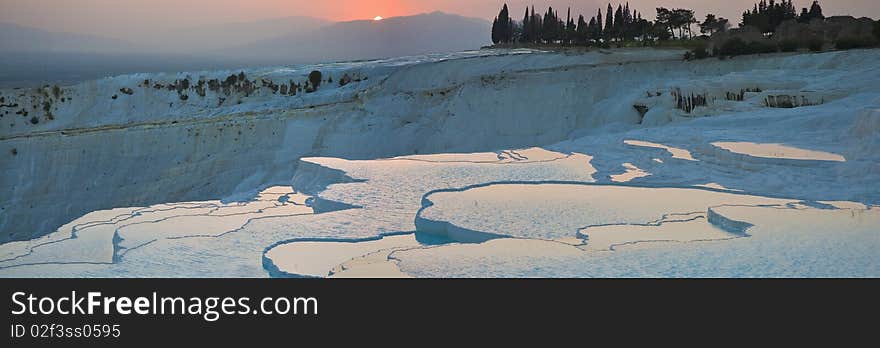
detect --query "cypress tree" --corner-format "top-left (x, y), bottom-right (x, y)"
top-left (565, 7), bottom-right (571, 44)
top-left (532, 6), bottom-right (542, 43)
top-left (605, 4), bottom-right (614, 40)
top-left (808, 1), bottom-right (824, 20)
top-left (557, 9), bottom-right (563, 43)
top-left (566, 7), bottom-right (577, 45)
top-left (798, 8), bottom-right (810, 23)
top-left (624, 3), bottom-right (633, 40)
top-left (543, 7), bottom-right (561, 43)
top-left (588, 16), bottom-right (598, 44)
top-left (490, 4), bottom-right (513, 44)
top-left (614, 4), bottom-right (623, 40)
top-left (508, 16), bottom-right (514, 43)
top-left (492, 16), bottom-right (500, 44)
top-left (500, 4), bottom-right (511, 43)
top-left (577, 15), bottom-right (588, 45)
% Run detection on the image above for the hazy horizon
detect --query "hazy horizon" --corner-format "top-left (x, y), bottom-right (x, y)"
top-left (2, 0), bottom-right (877, 87)
top-left (2, 0), bottom-right (878, 42)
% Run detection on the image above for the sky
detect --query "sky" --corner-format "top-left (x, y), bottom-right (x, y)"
top-left (1, 0), bottom-right (877, 40)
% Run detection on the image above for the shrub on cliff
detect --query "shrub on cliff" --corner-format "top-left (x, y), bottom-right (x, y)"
top-left (835, 37), bottom-right (876, 50)
top-left (748, 41), bottom-right (778, 54)
top-left (875, 20), bottom-right (880, 41)
top-left (718, 37), bottom-right (779, 56)
top-left (684, 47), bottom-right (710, 60)
top-left (808, 38), bottom-right (824, 51)
top-left (718, 37), bottom-right (748, 56)
top-left (308, 71), bottom-right (322, 90)
top-left (779, 39), bottom-right (799, 52)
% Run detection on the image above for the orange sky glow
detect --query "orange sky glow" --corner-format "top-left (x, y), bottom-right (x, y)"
top-left (1, 0), bottom-right (877, 39)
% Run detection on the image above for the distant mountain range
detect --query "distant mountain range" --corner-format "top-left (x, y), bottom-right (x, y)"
top-left (0, 22), bottom-right (135, 53)
top-left (227, 12), bottom-right (492, 64)
top-left (145, 16), bottom-right (332, 53)
top-left (0, 12), bottom-right (491, 87)
top-left (2, 12), bottom-right (490, 61)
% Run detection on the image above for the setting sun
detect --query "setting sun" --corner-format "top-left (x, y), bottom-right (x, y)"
top-left (373, 16), bottom-right (384, 21)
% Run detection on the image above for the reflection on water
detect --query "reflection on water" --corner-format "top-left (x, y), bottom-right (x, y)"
top-left (0, 186), bottom-right (313, 276)
top-left (695, 183), bottom-right (742, 192)
top-left (389, 147), bottom-right (568, 164)
top-left (610, 163), bottom-right (651, 183)
top-left (404, 182), bottom-right (877, 277)
top-left (394, 200), bottom-right (880, 278)
top-left (419, 183), bottom-right (794, 241)
top-left (578, 211), bottom-right (734, 251)
top-left (712, 142), bottom-right (845, 162)
top-left (265, 234), bottom-right (420, 278)
top-left (625, 140), bottom-right (697, 161)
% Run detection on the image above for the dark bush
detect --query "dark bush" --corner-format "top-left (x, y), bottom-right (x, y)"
top-left (875, 20), bottom-right (880, 42)
top-left (747, 41), bottom-right (778, 54)
top-left (339, 73), bottom-right (353, 87)
top-left (808, 39), bottom-right (824, 52)
top-left (718, 37), bottom-right (748, 56)
top-left (779, 39), bottom-right (799, 52)
top-left (195, 81), bottom-right (206, 97)
top-left (308, 71), bottom-right (322, 90)
top-left (719, 37), bottom-right (781, 57)
top-left (224, 74), bottom-right (238, 86)
top-left (835, 37), bottom-right (874, 50)
top-left (684, 47), bottom-right (710, 60)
